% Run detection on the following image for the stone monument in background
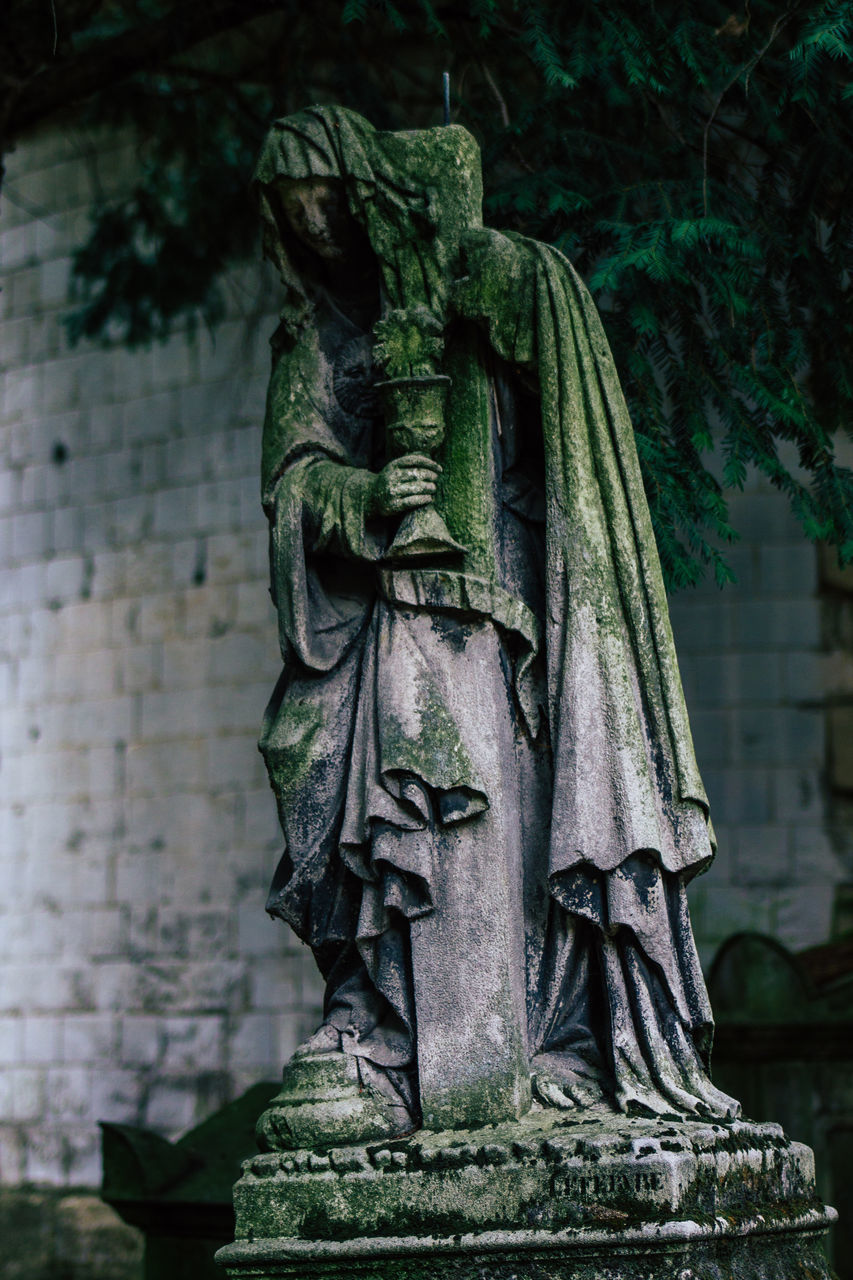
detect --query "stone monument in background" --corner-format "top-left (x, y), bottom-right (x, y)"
top-left (216, 106), bottom-right (836, 1279)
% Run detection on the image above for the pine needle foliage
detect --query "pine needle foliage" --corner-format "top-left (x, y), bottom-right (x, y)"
top-left (49, 0), bottom-right (853, 587)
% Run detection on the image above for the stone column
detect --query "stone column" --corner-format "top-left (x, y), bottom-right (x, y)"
top-left (410, 638), bottom-right (530, 1129)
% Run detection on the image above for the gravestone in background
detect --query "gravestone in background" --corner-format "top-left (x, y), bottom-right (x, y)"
top-left (216, 107), bottom-right (836, 1279)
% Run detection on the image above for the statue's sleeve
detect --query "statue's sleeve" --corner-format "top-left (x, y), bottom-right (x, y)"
top-left (262, 324), bottom-right (385, 670)
top-left (272, 455), bottom-right (384, 564)
top-left (262, 320), bottom-right (385, 558)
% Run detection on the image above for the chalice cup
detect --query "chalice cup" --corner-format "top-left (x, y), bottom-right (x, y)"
top-left (377, 375), bottom-right (466, 563)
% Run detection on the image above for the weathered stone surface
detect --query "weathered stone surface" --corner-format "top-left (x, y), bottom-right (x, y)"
top-left (229, 1110), bottom-right (821, 1240)
top-left (217, 1111), bottom-right (835, 1279)
top-left (218, 1228), bottom-right (835, 1280)
top-left (255, 1052), bottom-right (408, 1151)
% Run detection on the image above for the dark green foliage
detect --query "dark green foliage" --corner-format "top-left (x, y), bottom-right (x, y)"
top-left (57, 1), bottom-right (853, 586)
top-left (66, 73), bottom-right (269, 345)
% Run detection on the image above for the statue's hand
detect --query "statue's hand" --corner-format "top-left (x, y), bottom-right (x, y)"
top-left (451, 228), bottom-right (536, 371)
top-left (367, 454), bottom-right (441, 517)
top-left (450, 227), bottom-right (513, 322)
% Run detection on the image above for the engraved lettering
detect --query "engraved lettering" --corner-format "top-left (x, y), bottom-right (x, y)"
top-left (561, 1169), bottom-right (664, 1200)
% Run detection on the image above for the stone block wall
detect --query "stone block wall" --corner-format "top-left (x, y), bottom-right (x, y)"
top-left (0, 121), bottom-right (849, 1197)
top-left (0, 125), bottom-right (324, 1190)
top-left (669, 487), bottom-right (848, 963)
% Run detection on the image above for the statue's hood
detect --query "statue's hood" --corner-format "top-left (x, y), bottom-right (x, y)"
top-left (252, 105), bottom-right (483, 333)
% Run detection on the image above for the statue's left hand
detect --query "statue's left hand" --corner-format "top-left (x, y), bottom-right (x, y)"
top-left (367, 454), bottom-right (442, 517)
top-left (450, 227), bottom-right (512, 322)
top-left (451, 228), bottom-right (536, 371)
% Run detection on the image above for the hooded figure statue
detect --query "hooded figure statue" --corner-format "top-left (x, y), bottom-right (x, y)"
top-left (251, 105), bottom-right (738, 1148)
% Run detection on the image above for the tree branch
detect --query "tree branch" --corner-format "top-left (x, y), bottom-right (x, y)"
top-left (3, 0), bottom-right (283, 142)
top-left (703, 7), bottom-right (796, 216)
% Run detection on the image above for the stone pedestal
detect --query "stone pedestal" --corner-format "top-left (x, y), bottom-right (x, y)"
top-left (215, 1108), bottom-right (837, 1279)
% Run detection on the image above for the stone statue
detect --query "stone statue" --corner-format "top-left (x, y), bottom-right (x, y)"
top-left (250, 104), bottom-right (738, 1150)
top-left (216, 104), bottom-right (837, 1280)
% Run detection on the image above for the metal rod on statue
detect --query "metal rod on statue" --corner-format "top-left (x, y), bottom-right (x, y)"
top-left (443, 71), bottom-right (450, 125)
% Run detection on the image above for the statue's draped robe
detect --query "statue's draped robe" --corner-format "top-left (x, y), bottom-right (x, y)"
top-left (255, 106), bottom-right (737, 1121)
top-left (452, 228), bottom-right (738, 1116)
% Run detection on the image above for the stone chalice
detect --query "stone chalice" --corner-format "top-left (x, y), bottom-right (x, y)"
top-left (374, 306), bottom-right (465, 562)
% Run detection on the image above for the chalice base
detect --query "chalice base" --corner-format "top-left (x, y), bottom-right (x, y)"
top-left (386, 504), bottom-right (466, 563)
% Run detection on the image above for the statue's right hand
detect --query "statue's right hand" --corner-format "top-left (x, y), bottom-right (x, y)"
top-left (367, 454), bottom-right (441, 517)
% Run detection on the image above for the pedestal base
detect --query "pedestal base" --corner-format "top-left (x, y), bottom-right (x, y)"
top-left (218, 1222), bottom-right (834, 1279)
top-left (216, 1107), bottom-right (837, 1280)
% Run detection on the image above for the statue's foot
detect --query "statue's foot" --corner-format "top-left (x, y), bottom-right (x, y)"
top-left (530, 1051), bottom-right (612, 1110)
top-left (291, 1023), bottom-right (341, 1059)
top-left (257, 1042), bottom-right (416, 1152)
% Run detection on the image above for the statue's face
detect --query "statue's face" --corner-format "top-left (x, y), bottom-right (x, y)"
top-left (276, 177), bottom-right (356, 262)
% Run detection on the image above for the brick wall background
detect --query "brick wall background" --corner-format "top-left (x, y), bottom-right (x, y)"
top-left (0, 126), bottom-right (324, 1190)
top-left (0, 122), bottom-right (849, 1192)
top-left (670, 483), bottom-right (849, 959)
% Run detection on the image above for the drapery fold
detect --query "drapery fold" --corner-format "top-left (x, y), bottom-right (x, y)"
top-left (453, 229), bottom-right (715, 883)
